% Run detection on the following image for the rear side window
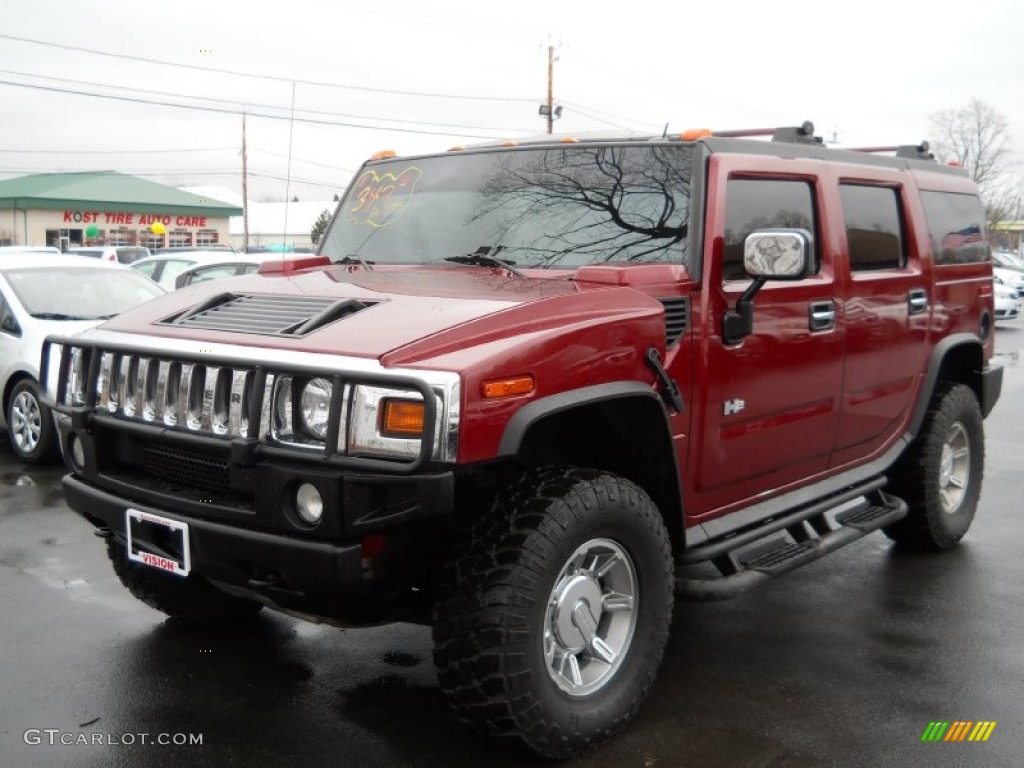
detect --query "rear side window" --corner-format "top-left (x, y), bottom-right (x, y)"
top-left (723, 179), bottom-right (817, 281)
top-left (839, 185), bottom-right (906, 271)
top-left (920, 191), bottom-right (989, 265)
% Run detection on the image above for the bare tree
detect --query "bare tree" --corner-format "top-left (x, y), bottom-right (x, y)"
top-left (928, 99), bottom-right (1023, 232)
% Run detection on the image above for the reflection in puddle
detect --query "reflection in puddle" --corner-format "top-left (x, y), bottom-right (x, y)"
top-left (0, 473), bottom-right (37, 487)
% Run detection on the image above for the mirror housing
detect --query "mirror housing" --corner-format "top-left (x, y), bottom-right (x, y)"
top-left (723, 229), bottom-right (813, 345)
top-left (743, 229), bottom-right (813, 279)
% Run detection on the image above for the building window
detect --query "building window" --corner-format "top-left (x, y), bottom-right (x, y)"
top-left (196, 229), bottom-right (219, 246)
top-left (839, 184), bottom-right (907, 271)
top-left (141, 232), bottom-right (165, 250)
top-left (108, 228), bottom-right (137, 246)
top-left (168, 229), bottom-right (193, 248)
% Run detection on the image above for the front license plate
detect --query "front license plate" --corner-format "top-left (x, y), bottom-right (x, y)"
top-left (125, 509), bottom-right (191, 577)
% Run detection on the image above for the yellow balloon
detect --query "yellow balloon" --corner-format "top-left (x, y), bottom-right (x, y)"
top-left (151, 221), bottom-right (166, 236)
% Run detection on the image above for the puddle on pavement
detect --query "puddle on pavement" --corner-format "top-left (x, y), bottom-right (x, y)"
top-left (0, 472), bottom-right (38, 487)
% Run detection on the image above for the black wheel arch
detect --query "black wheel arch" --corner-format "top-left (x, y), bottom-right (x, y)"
top-left (909, 334), bottom-right (998, 438)
top-left (496, 382), bottom-right (686, 551)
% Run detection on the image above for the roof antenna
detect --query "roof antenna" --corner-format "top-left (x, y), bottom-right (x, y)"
top-left (662, 123), bottom-right (669, 138)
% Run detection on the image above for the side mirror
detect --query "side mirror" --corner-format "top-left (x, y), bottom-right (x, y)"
top-left (743, 229), bottom-right (813, 280)
top-left (723, 229), bottom-right (813, 345)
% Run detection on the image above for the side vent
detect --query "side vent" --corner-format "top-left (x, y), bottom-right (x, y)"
top-left (658, 297), bottom-right (690, 346)
top-left (159, 293), bottom-right (376, 337)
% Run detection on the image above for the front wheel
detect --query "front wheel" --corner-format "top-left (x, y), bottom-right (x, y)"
top-left (433, 468), bottom-right (674, 758)
top-left (7, 378), bottom-right (58, 464)
top-left (883, 383), bottom-right (985, 549)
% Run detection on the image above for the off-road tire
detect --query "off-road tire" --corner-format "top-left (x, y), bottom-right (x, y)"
top-left (433, 467), bottom-right (674, 759)
top-left (883, 383), bottom-right (984, 549)
top-left (7, 378), bottom-right (58, 465)
top-left (107, 540), bottom-right (263, 623)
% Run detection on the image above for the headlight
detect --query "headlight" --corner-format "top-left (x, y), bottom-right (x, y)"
top-left (69, 347), bottom-right (86, 406)
top-left (272, 375), bottom-right (336, 447)
top-left (300, 378), bottom-right (332, 438)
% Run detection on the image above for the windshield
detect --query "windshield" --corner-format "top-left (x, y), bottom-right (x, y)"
top-left (321, 144), bottom-right (694, 270)
top-left (6, 266), bottom-right (164, 319)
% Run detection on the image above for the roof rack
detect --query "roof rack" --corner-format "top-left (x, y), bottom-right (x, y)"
top-left (847, 142), bottom-right (935, 161)
top-left (711, 120), bottom-right (822, 146)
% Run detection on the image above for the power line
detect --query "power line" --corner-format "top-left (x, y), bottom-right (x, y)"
top-left (0, 146), bottom-right (235, 155)
top-left (0, 69), bottom-right (534, 133)
top-left (0, 32), bottom-right (536, 103)
top-left (0, 79), bottom-right (514, 139)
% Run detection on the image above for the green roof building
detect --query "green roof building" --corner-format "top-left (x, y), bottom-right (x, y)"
top-left (0, 171), bottom-right (243, 250)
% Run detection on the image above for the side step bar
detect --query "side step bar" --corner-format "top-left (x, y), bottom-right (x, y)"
top-left (675, 488), bottom-right (907, 602)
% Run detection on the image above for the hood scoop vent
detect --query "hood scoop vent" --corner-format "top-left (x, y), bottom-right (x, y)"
top-left (160, 293), bottom-right (376, 337)
top-left (658, 296), bottom-right (689, 346)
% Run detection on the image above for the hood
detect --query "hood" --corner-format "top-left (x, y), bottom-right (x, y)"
top-left (97, 264), bottom-right (610, 360)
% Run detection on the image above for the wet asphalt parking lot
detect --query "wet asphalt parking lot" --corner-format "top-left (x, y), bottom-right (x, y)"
top-left (1, 320), bottom-right (1022, 768)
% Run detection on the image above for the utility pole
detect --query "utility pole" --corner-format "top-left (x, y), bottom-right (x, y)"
top-left (546, 44), bottom-right (554, 134)
top-left (241, 112), bottom-right (250, 253)
top-left (537, 43), bottom-right (562, 133)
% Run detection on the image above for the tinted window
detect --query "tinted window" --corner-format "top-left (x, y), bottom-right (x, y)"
top-left (322, 145), bottom-right (694, 270)
top-left (840, 185), bottom-right (906, 271)
top-left (723, 179), bottom-right (817, 281)
top-left (115, 247), bottom-right (149, 264)
top-left (920, 191), bottom-right (989, 265)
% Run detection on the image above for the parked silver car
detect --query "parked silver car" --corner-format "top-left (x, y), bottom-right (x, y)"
top-left (0, 252), bottom-right (165, 462)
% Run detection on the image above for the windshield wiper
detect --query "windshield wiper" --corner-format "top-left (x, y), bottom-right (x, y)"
top-left (335, 254), bottom-right (374, 271)
top-left (443, 247), bottom-right (523, 277)
top-left (30, 312), bottom-right (91, 321)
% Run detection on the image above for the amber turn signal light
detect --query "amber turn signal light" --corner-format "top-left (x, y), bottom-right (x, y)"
top-left (370, 149), bottom-right (397, 161)
top-left (381, 399), bottom-right (425, 437)
top-left (481, 375), bottom-right (535, 399)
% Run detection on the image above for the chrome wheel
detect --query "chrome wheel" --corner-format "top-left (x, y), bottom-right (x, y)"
top-left (543, 538), bottom-right (638, 697)
top-left (939, 421), bottom-right (970, 514)
top-left (10, 389), bottom-right (42, 455)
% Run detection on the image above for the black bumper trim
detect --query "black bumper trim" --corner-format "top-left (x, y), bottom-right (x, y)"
top-left (64, 475), bottom-right (365, 594)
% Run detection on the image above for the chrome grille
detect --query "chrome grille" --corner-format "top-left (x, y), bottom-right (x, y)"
top-left (92, 351), bottom-right (267, 439)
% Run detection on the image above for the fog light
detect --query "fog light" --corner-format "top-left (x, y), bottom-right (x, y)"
top-left (295, 483), bottom-right (324, 525)
top-left (69, 434), bottom-right (85, 470)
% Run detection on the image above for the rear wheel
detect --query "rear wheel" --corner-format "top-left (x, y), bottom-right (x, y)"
top-left (107, 540), bottom-right (263, 624)
top-left (433, 467), bottom-right (674, 758)
top-left (883, 384), bottom-right (984, 549)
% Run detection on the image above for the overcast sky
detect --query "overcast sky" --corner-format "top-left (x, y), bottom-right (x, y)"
top-left (2, 0), bottom-right (1022, 203)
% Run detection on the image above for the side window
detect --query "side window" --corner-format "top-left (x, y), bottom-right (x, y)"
top-left (723, 179), bottom-right (817, 281)
top-left (0, 291), bottom-right (21, 336)
top-left (920, 191), bottom-right (989, 265)
top-left (839, 184), bottom-right (906, 271)
top-left (133, 261), bottom-right (158, 279)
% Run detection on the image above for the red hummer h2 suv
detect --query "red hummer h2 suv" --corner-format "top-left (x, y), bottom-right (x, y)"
top-left (44, 122), bottom-right (1002, 758)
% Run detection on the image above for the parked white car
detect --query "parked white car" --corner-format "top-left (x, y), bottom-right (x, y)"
top-left (994, 266), bottom-right (1024, 298)
top-left (0, 252), bottom-right (165, 462)
top-left (64, 245), bottom-right (151, 265)
top-left (131, 251), bottom-right (274, 289)
top-left (995, 280), bottom-right (1020, 322)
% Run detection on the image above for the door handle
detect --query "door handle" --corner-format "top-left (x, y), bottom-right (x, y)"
top-left (808, 300), bottom-right (836, 331)
top-left (908, 289), bottom-right (928, 315)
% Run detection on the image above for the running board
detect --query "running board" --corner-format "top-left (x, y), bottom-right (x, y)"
top-left (675, 491), bottom-right (907, 601)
